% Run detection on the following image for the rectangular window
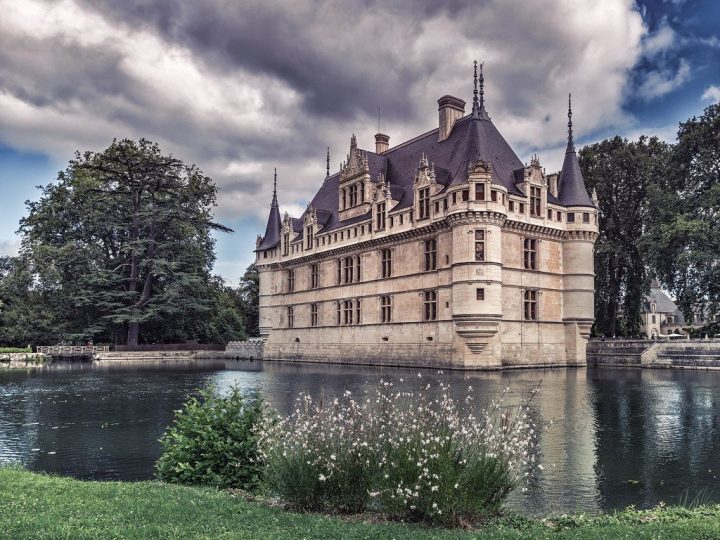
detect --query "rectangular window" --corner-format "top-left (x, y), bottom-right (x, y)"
top-left (283, 232), bottom-right (290, 256)
top-left (423, 290), bottom-right (438, 321)
top-left (547, 209), bottom-right (552, 220)
top-left (336, 302), bottom-right (341, 325)
top-left (399, 214), bottom-right (404, 225)
top-left (343, 256), bottom-right (353, 284)
top-left (443, 198), bottom-right (448, 210)
top-left (509, 200), bottom-right (515, 212)
top-left (519, 202), bottom-right (525, 214)
top-left (310, 264), bottom-right (319, 289)
top-left (462, 189), bottom-right (469, 202)
top-left (349, 184), bottom-right (358, 207)
top-left (287, 306), bottom-right (294, 328)
top-left (380, 295), bottom-right (392, 323)
top-left (434, 201), bottom-right (440, 214)
top-left (530, 186), bottom-right (541, 217)
top-left (310, 303), bottom-right (318, 327)
top-left (355, 298), bottom-right (361, 324)
top-left (567, 212), bottom-right (575, 223)
top-left (305, 226), bottom-right (314, 250)
top-left (336, 259), bottom-right (342, 284)
top-left (475, 230), bottom-right (485, 262)
top-left (452, 192), bottom-right (457, 204)
top-left (376, 202), bottom-right (386, 230)
top-left (523, 290), bottom-right (538, 320)
top-left (341, 190), bottom-right (347, 210)
top-left (380, 248), bottom-right (392, 278)
top-left (343, 299), bottom-right (354, 325)
top-left (583, 212), bottom-right (590, 223)
top-left (288, 269), bottom-right (295, 292)
top-left (476, 288), bottom-right (485, 301)
top-left (424, 238), bottom-right (437, 271)
top-left (491, 190), bottom-right (498, 202)
top-left (419, 187), bottom-right (430, 219)
top-left (475, 183), bottom-right (485, 201)
top-left (355, 255), bottom-right (361, 282)
top-left (523, 238), bottom-right (537, 270)
top-left (557, 211), bottom-right (562, 221)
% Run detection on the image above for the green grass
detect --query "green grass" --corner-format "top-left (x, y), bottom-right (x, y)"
top-left (0, 346), bottom-right (32, 353)
top-left (2, 468), bottom-right (720, 539)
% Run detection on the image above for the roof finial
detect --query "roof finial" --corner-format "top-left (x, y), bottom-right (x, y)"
top-left (471, 61), bottom-right (480, 117)
top-left (479, 62), bottom-right (485, 110)
top-left (271, 168), bottom-right (278, 206)
top-left (326, 147), bottom-right (330, 177)
top-left (567, 93), bottom-right (575, 153)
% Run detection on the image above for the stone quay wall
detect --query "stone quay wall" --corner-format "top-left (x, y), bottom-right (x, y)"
top-left (225, 340), bottom-right (264, 360)
top-left (0, 352), bottom-right (49, 369)
top-left (588, 339), bottom-right (720, 370)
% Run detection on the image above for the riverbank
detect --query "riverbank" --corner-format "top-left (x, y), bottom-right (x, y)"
top-left (1, 469), bottom-right (719, 539)
top-left (0, 352), bottom-right (48, 369)
top-left (587, 339), bottom-right (720, 369)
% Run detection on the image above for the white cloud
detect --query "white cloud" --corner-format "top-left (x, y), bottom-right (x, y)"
top-left (0, 0), bottom-right (654, 276)
top-left (0, 239), bottom-right (20, 257)
top-left (701, 85), bottom-right (720, 103)
top-left (636, 59), bottom-right (691, 101)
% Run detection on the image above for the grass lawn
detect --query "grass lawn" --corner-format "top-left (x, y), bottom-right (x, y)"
top-left (2, 468), bottom-right (720, 539)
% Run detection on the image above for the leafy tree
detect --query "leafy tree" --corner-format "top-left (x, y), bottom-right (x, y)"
top-left (19, 139), bottom-right (231, 345)
top-left (0, 256), bottom-right (64, 346)
top-left (645, 103), bottom-right (720, 322)
top-left (579, 136), bottom-right (671, 337)
top-left (237, 264), bottom-right (259, 337)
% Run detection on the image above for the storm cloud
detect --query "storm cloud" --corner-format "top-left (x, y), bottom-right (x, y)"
top-left (0, 0), bottom-right (664, 231)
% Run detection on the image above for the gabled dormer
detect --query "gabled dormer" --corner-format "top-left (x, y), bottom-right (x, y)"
top-left (516, 155), bottom-right (546, 218)
top-left (467, 158), bottom-right (492, 202)
top-left (414, 154), bottom-right (441, 221)
top-left (303, 203), bottom-right (317, 250)
top-left (281, 212), bottom-right (294, 257)
top-left (338, 134), bottom-right (372, 221)
top-left (371, 173), bottom-right (398, 232)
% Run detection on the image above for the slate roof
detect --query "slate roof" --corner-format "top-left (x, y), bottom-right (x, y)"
top-left (257, 191), bottom-right (281, 250)
top-left (258, 95), bottom-right (594, 244)
top-left (644, 284), bottom-right (680, 315)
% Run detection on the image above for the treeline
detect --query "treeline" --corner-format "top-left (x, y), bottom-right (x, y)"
top-left (1, 105), bottom-right (718, 345)
top-left (581, 102), bottom-right (719, 337)
top-left (0, 139), bottom-right (259, 347)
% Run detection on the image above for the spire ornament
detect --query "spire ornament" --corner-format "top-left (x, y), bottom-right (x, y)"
top-left (326, 147), bottom-right (330, 177)
top-left (272, 168), bottom-right (278, 206)
top-left (471, 60), bottom-right (486, 118)
top-left (567, 93), bottom-right (575, 153)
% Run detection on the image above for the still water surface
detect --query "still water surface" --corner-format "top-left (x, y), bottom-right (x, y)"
top-left (1, 360), bottom-right (719, 515)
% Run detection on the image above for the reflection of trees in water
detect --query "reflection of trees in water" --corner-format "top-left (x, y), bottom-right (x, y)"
top-left (589, 368), bottom-right (720, 510)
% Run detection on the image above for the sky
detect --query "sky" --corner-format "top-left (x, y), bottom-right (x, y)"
top-left (0, 0), bottom-right (718, 284)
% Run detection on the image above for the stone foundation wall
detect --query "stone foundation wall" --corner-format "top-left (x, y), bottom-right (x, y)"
top-left (225, 340), bottom-right (264, 360)
top-left (0, 352), bottom-right (49, 369)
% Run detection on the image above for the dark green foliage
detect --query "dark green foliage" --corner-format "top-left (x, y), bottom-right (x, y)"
top-left (238, 264), bottom-right (260, 337)
top-left (579, 136), bottom-right (672, 337)
top-left (155, 386), bottom-right (263, 491)
top-left (19, 139), bottom-right (231, 346)
top-left (645, 103), bottom-right (720, 323)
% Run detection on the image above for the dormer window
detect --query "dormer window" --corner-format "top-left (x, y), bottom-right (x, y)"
top-left (305, 226), bottom-right (314, 250)
top-left (376, 201), bottom-right (386, 230)
top-left (418, 187), bottom-right (430, 219)
top-left (530, 186), bottom-right (541, 217)
top-left (475, 183), bottom-right (486, 201)
top-left (283, 232), bottom-right (290, 256)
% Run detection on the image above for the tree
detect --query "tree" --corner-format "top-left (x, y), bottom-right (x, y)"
top-left (579, 136), bottom-right (672, 337)
top-left (237, 264), bottom-right (259, 337)
top-left (19, 139), bottom-right (231, 346)
top-left (0, 256), bottom-right (64, 346)
top-left (645, 103), bottom-right (720, 322)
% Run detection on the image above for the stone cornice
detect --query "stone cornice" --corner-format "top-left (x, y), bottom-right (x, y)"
top-left (503, 219), bottom-right (566, 239)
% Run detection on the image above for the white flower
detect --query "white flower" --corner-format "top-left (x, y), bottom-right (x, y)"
top-left (319, 474), bottom-right (327, 482)
top-left (330, 454), bottom-right (336, 460)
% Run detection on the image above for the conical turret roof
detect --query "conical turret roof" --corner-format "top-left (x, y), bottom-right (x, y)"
top-left (558, 94), bottom-right (594, 208)
top-left (257, 169), bottom-right (282, 250)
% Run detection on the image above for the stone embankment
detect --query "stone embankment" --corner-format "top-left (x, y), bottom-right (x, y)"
top-left (224, 340), bottom-right (264, 360)
top-left (0, 352), bottom-right (49, 369)
top-left (588, 339), bottom-right (720, 370)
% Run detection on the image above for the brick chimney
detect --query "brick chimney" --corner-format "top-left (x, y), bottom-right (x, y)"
top-left (375, 133), bottom-right (390, 154)
top-left (438, 95), bottom-right (466, 142)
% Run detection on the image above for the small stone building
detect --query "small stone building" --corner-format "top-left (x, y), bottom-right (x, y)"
top-left (641, 281), bottom-right (685, 339)
top-left (254, 65), bottom-right (598, 369)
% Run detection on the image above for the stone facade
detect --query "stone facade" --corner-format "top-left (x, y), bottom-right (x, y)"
top-left (255, 71), bottom-right (598, 369)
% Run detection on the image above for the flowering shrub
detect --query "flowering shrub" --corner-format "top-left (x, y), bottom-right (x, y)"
top-left (156, 386), bottom-right (264, 491)
top-left (258, 379), bottom-right (540, 524)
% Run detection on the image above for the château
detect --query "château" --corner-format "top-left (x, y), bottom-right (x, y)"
top-left (255, 64), bottom-right (598, 369)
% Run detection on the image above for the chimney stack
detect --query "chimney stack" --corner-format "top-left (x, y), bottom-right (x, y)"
top-left (438, 95), bottom-right (466, 142)
top-left (375, 133), bottom-right (390, 154)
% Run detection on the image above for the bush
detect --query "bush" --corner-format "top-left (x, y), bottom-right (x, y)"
top-left (156, 386), bottom-right (264, 491)
top-left (0, 347), bottom-right (32, 353)
top-left (258, 380), bottom-right (540, 524)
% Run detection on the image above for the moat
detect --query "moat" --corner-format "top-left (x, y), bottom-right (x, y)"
top-left (1, 360), bottom-right (719, 515)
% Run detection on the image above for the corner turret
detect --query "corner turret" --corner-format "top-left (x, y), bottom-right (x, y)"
top-left (558, 94), bottom-right (594, 208)
top-left (256, 168), bottom-right (282, 251)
